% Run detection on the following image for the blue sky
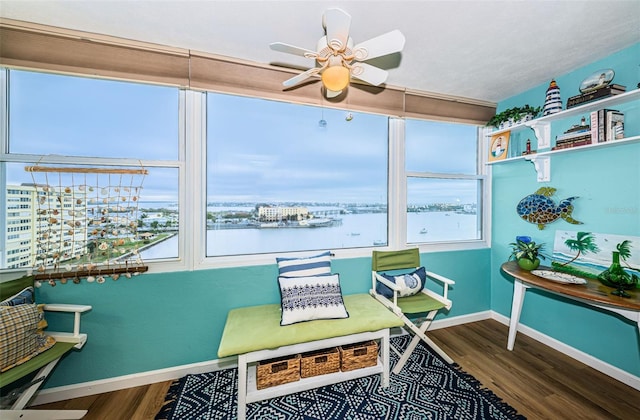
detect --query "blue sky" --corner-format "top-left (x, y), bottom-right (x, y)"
top-left (7, 69), bottom-right (479, 205)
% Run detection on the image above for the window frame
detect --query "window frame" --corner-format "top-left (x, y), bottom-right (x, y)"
top-left (0, 67), bottom-right (490, 275)
top-left (0, 68), bottom-right (189, 274)
top-left (389, 118), bottom-right (489, 253)
top-left (404, 119), bottom-right (486, 246)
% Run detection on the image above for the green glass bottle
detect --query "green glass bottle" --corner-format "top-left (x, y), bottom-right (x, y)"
top-left (598, 251), bottom-right (637, 298)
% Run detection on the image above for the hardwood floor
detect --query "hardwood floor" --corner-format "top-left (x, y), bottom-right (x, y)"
top-left (34, 319), bottom-right (640, 419)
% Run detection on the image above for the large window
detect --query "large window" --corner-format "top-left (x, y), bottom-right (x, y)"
top-left (1, 69), bottom-right (181, 270)
top-left (1, 68), bottom-right (488, 273)
top-left (206, 93), bottom-right (389, 256)
top-left (405, 119), bottom-right (483, 244)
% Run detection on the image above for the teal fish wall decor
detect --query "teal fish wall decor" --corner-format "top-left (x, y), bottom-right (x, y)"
top-left (516, 187), bottom-right (582, 230)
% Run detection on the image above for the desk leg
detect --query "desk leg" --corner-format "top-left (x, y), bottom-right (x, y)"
top-left (237, 354), bottom-right (247, 420)
top-left (507, 279), bottom-right (528, 351)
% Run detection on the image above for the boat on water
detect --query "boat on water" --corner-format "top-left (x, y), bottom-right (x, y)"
top-left (306, 218), bottom-right (333, 227)
top-left (259, 222), bottom-right (284, 228)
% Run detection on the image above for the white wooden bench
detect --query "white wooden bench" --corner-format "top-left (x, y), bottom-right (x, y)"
top-left (218, 293), bottom-right (404, 420)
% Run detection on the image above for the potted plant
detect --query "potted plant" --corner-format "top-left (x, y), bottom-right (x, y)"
top-left (509, 236), bottom-right (546, 271)
top-left (487, 105), bottom-right (542, 130)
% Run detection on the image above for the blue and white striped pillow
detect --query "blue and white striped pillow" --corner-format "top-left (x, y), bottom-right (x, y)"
top-left (276, 251), bottom-right (332, 277)
top-left (0, 287), bottom-right (35, 306)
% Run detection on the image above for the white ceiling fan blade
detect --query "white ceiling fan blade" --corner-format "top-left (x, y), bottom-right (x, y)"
top-left (282, 68), bottom-right (321, 88)
top-left (270, 42), bottom-right (318, 59)
top-left (323, 8), bottom-right (351, 51)
top-left (350, 63), bottom-right (389, 86)
top-left (353, 30), bottom-right (406, 61)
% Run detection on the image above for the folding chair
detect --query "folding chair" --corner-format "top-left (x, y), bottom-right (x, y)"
top-left (1, 276), bottom-right (91, 419)
top-left (369, 248), bottom-right (454, 374)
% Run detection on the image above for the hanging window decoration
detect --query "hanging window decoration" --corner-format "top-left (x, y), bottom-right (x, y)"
top-left (25, 163), bottom-right (149, 287)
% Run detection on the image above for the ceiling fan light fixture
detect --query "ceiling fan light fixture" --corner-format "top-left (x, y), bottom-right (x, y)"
top-left (271, 8), bottom-right (404, 97)
top-left (321, 65), bottom-right (350, 92)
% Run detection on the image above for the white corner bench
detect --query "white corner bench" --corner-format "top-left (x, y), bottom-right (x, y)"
top-left (218, 293), bottom-right (404, 420)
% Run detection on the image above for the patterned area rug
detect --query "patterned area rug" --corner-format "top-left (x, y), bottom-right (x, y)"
top-left (156, 335), bottom-right (526, 419)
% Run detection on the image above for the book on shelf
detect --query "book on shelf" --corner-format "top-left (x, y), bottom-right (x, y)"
top-left (590, 109), bottom-right (624, 144)
top-left (567, 84), bottom-right (626, 108)
top-left (552, 137), bottom-right (593, 150)
top-left (606, 109), bottom-right (624, 141)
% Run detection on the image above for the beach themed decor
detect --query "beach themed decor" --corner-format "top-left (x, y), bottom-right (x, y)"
top-left (550, 231), bottom-right (640, 296)
top-left (579, 69), bottom-right (615, 93)
top-left (25, 162), bottom-right (149, 286)
top-left (488, 132), bottom-right (510, 162)
top-left (543, 79), bottom-right (562, 116)
top-left (516, 187), bottom-right (582, 230)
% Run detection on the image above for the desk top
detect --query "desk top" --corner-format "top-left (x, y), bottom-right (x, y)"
top-left (501, 261), bottom-right (640, 311)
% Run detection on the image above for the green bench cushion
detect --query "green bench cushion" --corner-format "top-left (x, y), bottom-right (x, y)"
top-left (218, 293), bottom-right (404, 358)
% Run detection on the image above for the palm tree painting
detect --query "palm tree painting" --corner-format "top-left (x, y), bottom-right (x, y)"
top-left (561, 231), bottom-right (599, 266)
top-left (551, 230), bottom-right (640, 279)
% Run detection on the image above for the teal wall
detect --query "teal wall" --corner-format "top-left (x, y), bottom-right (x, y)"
top-left (38, 248), bottom-right (490, 388)
top-left (491, 43), bottom-right (640, 376)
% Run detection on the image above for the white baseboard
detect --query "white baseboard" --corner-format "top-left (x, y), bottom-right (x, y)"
top-left (32, 309), bottom-right (638, 405)
top-left (491, 311), bottom-right (640, 391)
top-left (32, 357), bottom-right (237, 406)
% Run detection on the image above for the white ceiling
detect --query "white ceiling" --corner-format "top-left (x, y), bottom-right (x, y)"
top-left (2, 0), bottom-right (639, 104)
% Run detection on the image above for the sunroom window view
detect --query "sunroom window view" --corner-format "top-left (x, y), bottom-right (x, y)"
top-left (1, 68), bottom-right (486, 271)
top-left (206, 93), bottom-right (389, 256)
top-left (405, 119), bottom-right (483, 243)
top-left (1, 69), bottom-right (180, 270)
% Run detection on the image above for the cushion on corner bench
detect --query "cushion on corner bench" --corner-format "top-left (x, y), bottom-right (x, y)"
top-left (0, 286), bottom-right (36, 307)
top-left (218, 293), bottom-right (404, 358)
top-left (276, 251), bottom-right (332, 278)
top-left (375, 266), bottom-right (427, 298)
top-left (0, 303), bottom-right (56, 372)
top-left (278, 273), bottom-right (349, 326)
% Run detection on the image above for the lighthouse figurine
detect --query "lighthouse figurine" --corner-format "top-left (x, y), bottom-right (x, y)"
top-left (543, 79), bottom-right (562, 116)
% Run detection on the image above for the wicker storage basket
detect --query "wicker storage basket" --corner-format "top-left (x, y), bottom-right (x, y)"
top-left (339, 340), bottom-right (378, 372)
top-left (256, 354), bottom-right (300, 389)
top-left (300, 347), bottom-right (340, 378)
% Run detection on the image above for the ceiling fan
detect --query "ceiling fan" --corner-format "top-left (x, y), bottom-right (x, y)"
top-left (270, 8), bottom-right (405, 98)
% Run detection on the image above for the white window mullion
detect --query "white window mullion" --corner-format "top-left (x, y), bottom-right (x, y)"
top-left (0, 69), bottom-right (6, 268)
top-left (480, 126), bottom-right (492, 245)
top-left (388, 117), bottom-right (406, 249)
top-left (184, 89), bottom-right (206, 270)
top-left (0, 68), bottom-right (7, 155)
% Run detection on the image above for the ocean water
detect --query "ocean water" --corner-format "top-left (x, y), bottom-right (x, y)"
top-left (139, 211), bottom-right (479, 259)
